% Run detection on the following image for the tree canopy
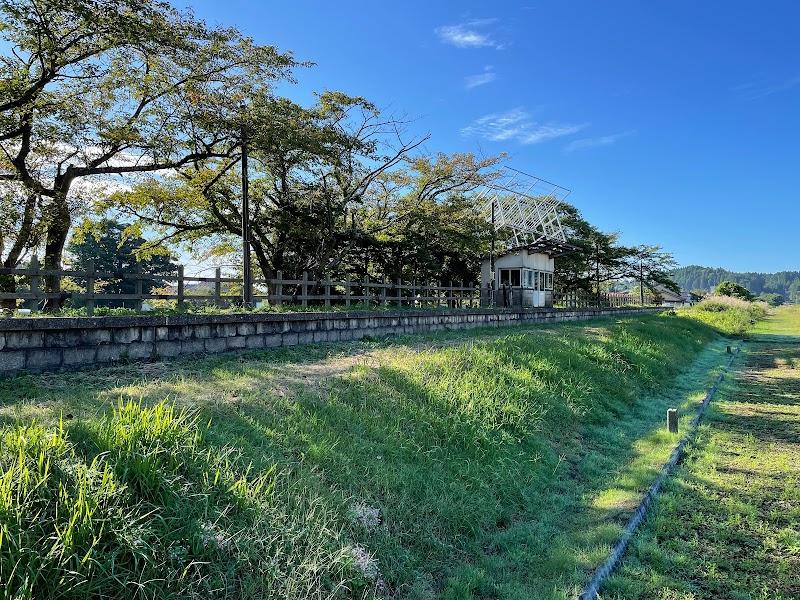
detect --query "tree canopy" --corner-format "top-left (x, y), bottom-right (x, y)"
top-left (0, 0), bottom-right (682, 308)
top-left (67, 219), bottom-right (175, 307)
top-left (715, 280), bottom-right (755, 302)
top-left (0, 0), bottom-right (298, 304)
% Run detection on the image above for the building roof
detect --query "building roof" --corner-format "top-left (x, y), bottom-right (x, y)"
top-left (493, 237), bottom-right (581, 260)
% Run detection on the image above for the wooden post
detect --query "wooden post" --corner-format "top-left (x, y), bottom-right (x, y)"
top-left (214, 267), bottom-right (222, 308)
top-left (86, 259), bottom-right (95, 317)
top-left (134, 262), bottom-right (143, 311)
top-left (381, 275), bottom-right (388, 307)
top-left (437, 281), bottom-right (442, 307)
top-left (27, 255), bottom-right (40, 312)
top-left (301, 271), bottom-right (308, 307)
top-left (396, 278), bottom-right (403, 307)
top-left (324, 279), bottom-right (331, 307)
top-left (726, 345), bottom-right (731, 354)
top-left (275, 270), bottom-right (283, 307)
top-left (177, 265), bottom-right (185, 311)
top-left (363, 275), bottom-right (370, 307)
top-left (667, 408), bottom-right (678, 433)
top-left (345, 274), bottom-right (351, 308)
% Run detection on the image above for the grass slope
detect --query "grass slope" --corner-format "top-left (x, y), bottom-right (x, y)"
top-left (0, 313), bottom-right (733, 599)
top-left (606, 305), bottom-right (800, 599)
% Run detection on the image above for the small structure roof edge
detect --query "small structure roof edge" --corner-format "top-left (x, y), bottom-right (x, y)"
top-left (495, 237), bottom-right (581, 260)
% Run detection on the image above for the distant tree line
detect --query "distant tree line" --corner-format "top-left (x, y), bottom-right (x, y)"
top-left (673, 266), bottom-right (800, 303)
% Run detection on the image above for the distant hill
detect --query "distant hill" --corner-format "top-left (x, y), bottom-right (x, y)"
top-left (672, 266), bottom-right (800, 301)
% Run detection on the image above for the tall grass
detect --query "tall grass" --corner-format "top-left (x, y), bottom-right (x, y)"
top-left (0, 402), bottom-right (353, 599)
top-left (681, 295), bottom-right (767, 335)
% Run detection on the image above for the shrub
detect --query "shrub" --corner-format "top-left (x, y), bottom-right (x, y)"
top-left (685, 295), bottom-right (767, 335)
top-left (714, 280), bottom-right (755, 301)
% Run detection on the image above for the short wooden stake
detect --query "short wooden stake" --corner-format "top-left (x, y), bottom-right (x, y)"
top-left (726, 345), bottom-right (731, 353)
top-left (667, 408), bottom-right (678, 433)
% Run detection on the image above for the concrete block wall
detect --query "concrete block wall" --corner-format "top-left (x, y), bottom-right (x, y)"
top-left (0, 307), bottom-right (664, 377)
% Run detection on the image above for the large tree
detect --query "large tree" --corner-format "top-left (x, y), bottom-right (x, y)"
top-left (0, 0), bottom-right (298, 306)
top-left (108, 91), bottom-right (502, 292)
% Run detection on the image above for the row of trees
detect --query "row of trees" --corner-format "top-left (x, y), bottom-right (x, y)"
top-left (673, 266), bottom-right (800, 303)
top-left (1, 0), bottom-right (678, 309)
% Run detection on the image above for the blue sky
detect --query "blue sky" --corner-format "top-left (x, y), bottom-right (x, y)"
top-left (186, 1), bottom-right (799, 273)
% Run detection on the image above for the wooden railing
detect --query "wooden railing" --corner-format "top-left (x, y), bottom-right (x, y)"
top-left (0, 257), bottom-right (483, 315)
top-left (1, 257), bottom-right (658, 315)
top-left (553, 291), bottom-right (655, 309)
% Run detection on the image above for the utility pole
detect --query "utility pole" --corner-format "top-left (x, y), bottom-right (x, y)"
top-left (241, 118), bottom-right (252, 307)
top-left (639, 255), bottom-right (645, 306)
top-left (490, 199), bottom-right (496, 306)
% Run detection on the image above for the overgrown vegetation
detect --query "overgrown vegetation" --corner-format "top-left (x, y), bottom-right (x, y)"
top-left (679, 295), bottom-right (767, 336)
top-left (0, 314), bottom-right (736, 598)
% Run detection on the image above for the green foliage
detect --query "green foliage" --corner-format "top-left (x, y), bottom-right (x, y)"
top-left (758, 292), bottom-right (785, 307)
top-left (0, 314), bottom-right (722, 597)
top-left (715, 280), bottom-right (755, 301)
top-left (0, 0), bottom-right (300, 301)
top-left (66, 220), bottom-right (176, 307)
top-left (673, 265), bottom-right (800, 302)
top-left (681, 295), bottom-right (767, 335)
top-left (555, 202), bottom-right (679, 295)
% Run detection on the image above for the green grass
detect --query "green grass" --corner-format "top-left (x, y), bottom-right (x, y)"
top-left (0, 313), bottom-right (741, 598)
top-left (605, 305), bottom-right (800, 600)
top-left (677, 296), bottom-right (768, 336)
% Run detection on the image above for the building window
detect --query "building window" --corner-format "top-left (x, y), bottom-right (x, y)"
top-left (499, 269), bottom-right (521, 287)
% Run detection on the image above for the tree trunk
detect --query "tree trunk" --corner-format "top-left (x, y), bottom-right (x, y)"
top-left (42, 198), bottom-right (71, 310)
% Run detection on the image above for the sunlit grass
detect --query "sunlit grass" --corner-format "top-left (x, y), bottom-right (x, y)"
top-left (0, 313), bottom-right (737, 598)
top-left (606, 307), bottom-right (800, 600)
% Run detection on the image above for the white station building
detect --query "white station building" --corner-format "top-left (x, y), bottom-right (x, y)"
top-left (481, 238), bottom-right (578, 308)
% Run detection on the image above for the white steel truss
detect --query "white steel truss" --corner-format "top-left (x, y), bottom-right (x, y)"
top-left (476, 167), bottom-right (571, 247)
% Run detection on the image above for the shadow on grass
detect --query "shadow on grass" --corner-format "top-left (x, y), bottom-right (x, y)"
top-left (0, 314), bottom-right (727, 599)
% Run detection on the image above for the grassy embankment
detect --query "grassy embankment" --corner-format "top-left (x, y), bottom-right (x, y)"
top-left (0, 301), bottom-right (760, 599)
top-left (606, 305), bottom-right (800, 600)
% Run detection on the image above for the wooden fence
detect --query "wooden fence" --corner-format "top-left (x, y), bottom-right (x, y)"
top-left (0, 257), bottom-right (484, 315)
top-left (0, 257), bottom-right (657, 315)
top-left (553, 291), bottom-right (655, 309)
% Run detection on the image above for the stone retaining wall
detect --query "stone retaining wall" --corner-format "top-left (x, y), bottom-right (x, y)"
top-left (0, 307), bottom-right (664, 377)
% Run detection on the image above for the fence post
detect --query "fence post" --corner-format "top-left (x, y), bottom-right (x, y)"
top-left (437, 281), bottom-right (442, 307)
top-left (134, 262), bottom-right (143, 311)
top-left (345, 274), bottom-right (351, 308)
top-left (177, 265), bottom-right (185, 311)
top-left (275, 270), bottom-right (283, 307)
top-left (324, 279), bottom-right (331, 307)
top-left (381, 275), bottom-right (388, 307)
top-left (85, 259), bottom-right (95, 317)
top-left (301, 271), bottom-right (308, 307)
top-left (214, 267), bottom-right (222, 308)
top-left (363, 275), bottom-right (370, 307)
top-left (396, 278), bottom-right (403, 307)
top-left (26, 254), bottom-right (41, 312)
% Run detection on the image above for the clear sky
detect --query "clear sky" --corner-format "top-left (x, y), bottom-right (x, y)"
top-left (185, 0), bottom-right (799, 273)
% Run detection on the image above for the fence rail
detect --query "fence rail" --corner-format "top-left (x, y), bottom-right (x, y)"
top-left (0, 257), bottom-right (657, 315)
top-left (0, 257), bottom-right (485, 315)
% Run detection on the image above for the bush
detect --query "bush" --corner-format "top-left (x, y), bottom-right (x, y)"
top-left (714, 280), bottom-right (755, 301)
top-left (685, 295), bottom-right (767, 335)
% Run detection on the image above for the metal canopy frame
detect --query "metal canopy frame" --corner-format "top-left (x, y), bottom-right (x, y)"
top-left (476, 166), bottom-right (571, 247)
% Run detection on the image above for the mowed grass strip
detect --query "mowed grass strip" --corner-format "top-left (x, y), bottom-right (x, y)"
top-left (606, 306), bottom-right (800, 600)
top-left (0, 313), bottom-right (728, 599)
